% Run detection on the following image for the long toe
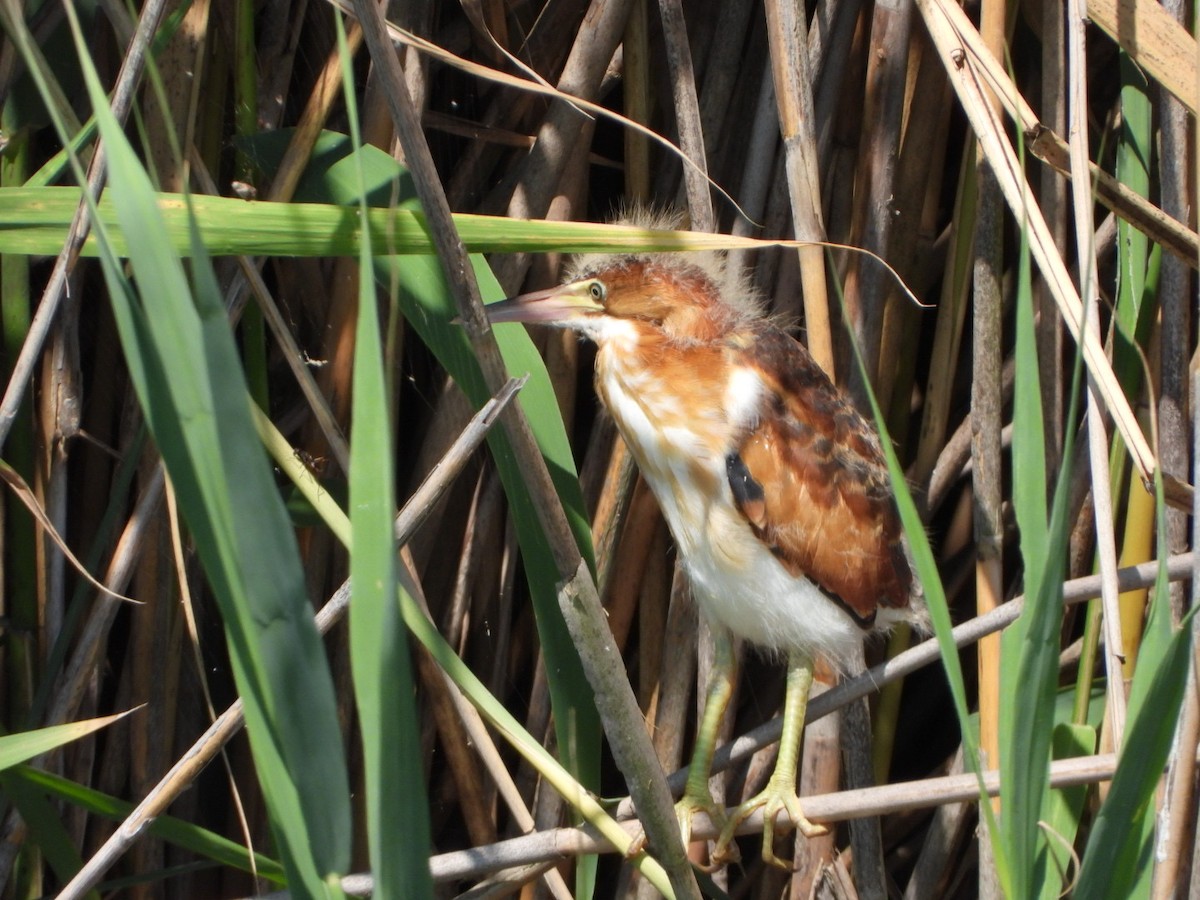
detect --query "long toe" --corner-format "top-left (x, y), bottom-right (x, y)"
top-left (711, 792), bottom-right (764, 867)
top-left (675, 789), bottom-right (727, 850)
top-left (714, 784), bottom-right (829, 870)
top-left (759, 789), bottom-right (828, 869)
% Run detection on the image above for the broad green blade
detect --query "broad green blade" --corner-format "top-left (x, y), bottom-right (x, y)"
top-left (60, 17), bottom-right (352, 895)
top-left (338, 24), bottom-right (433, 899)
top-left (0, 183), bottom-right (784, 258)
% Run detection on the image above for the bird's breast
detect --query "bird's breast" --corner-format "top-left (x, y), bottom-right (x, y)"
top-left (594, 339), bottom-right (760, 555)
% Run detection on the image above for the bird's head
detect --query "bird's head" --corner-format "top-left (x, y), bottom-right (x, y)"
top-left (487, 255), bottom-right (758, 344)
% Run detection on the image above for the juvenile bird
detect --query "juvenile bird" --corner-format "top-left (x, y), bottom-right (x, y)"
top-left (487, 219), bottom-right (924, 868)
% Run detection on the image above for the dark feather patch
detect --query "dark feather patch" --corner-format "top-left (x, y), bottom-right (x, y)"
top-left (821, 585), bottom-right (878, 629)
top-left (726, 452), bottom-right (767, 528)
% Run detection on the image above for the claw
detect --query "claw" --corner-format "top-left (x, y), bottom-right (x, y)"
top-left (626, 790), bottom-right (736, 866)
top-left (678, 789), bottom-right (743, 870)
top-left (713, 777), bottom-right (828, 869)
top-left (675, 788), bottom-right (733, 861)
top-left (624, 830), bottom-right (647, 860)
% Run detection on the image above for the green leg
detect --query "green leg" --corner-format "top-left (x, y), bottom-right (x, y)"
top-left (675, 627), bottom-right (736, 850)
top-left (713, 648), bottom-right (827, 868)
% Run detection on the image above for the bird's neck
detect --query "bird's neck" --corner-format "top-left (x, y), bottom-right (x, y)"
top-left (593, 328), bottom-right (750, 494)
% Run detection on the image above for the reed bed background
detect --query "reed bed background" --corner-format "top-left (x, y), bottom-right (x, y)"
top-left (0, 0), bottom-right (1195, 897)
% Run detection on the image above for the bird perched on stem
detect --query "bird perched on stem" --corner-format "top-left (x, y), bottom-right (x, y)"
top-left (486, 213), bottom-right (925, 869)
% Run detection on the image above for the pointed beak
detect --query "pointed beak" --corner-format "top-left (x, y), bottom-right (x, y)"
top-left (485, 281), bottom-right (604, 326)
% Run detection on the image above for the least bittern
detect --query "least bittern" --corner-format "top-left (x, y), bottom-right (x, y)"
top-left (487, 219), bottom-right (924, 869)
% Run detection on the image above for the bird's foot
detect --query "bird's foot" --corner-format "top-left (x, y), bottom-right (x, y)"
top-left (674, 789), bottom-right (737, 866)
top-left (713, 778), bottom-right (827, 869)
top-left (623, 789), bottom-right (733, 864)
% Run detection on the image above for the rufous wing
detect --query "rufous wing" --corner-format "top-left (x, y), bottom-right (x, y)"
top-left (726, 330), bottom-right (912, 625)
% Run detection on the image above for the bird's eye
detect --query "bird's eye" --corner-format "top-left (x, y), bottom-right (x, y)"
top-left (589, 281), bottom-right (606, 302)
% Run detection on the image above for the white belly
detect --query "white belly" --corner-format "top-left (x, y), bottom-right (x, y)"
top-left (682, 513), bottom-right (866, 667)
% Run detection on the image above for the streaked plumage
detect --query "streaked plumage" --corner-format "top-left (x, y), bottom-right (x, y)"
top-left (487, 220), bottom-right (923, 868)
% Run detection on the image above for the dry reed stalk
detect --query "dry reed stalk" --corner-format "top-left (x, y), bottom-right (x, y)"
top-left (1066, 0), bottom-right (1130, 750)
top-left (839, 0), bottom-right (912, 401)
top-left (416, 750), bottom-right (1136, 885)
top-left (656, 0), bottom-right (712, 231)
top-left (1088, 0), bottom-right (1198, 113)
top-left (791, 677), bottom-right (839, 896)
top-left (763, 0), bottom-right (833, 378)
top-left (971, 6), bottom-right (1007, 862)
top-left (622, 0), bottom-right (652, 203)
